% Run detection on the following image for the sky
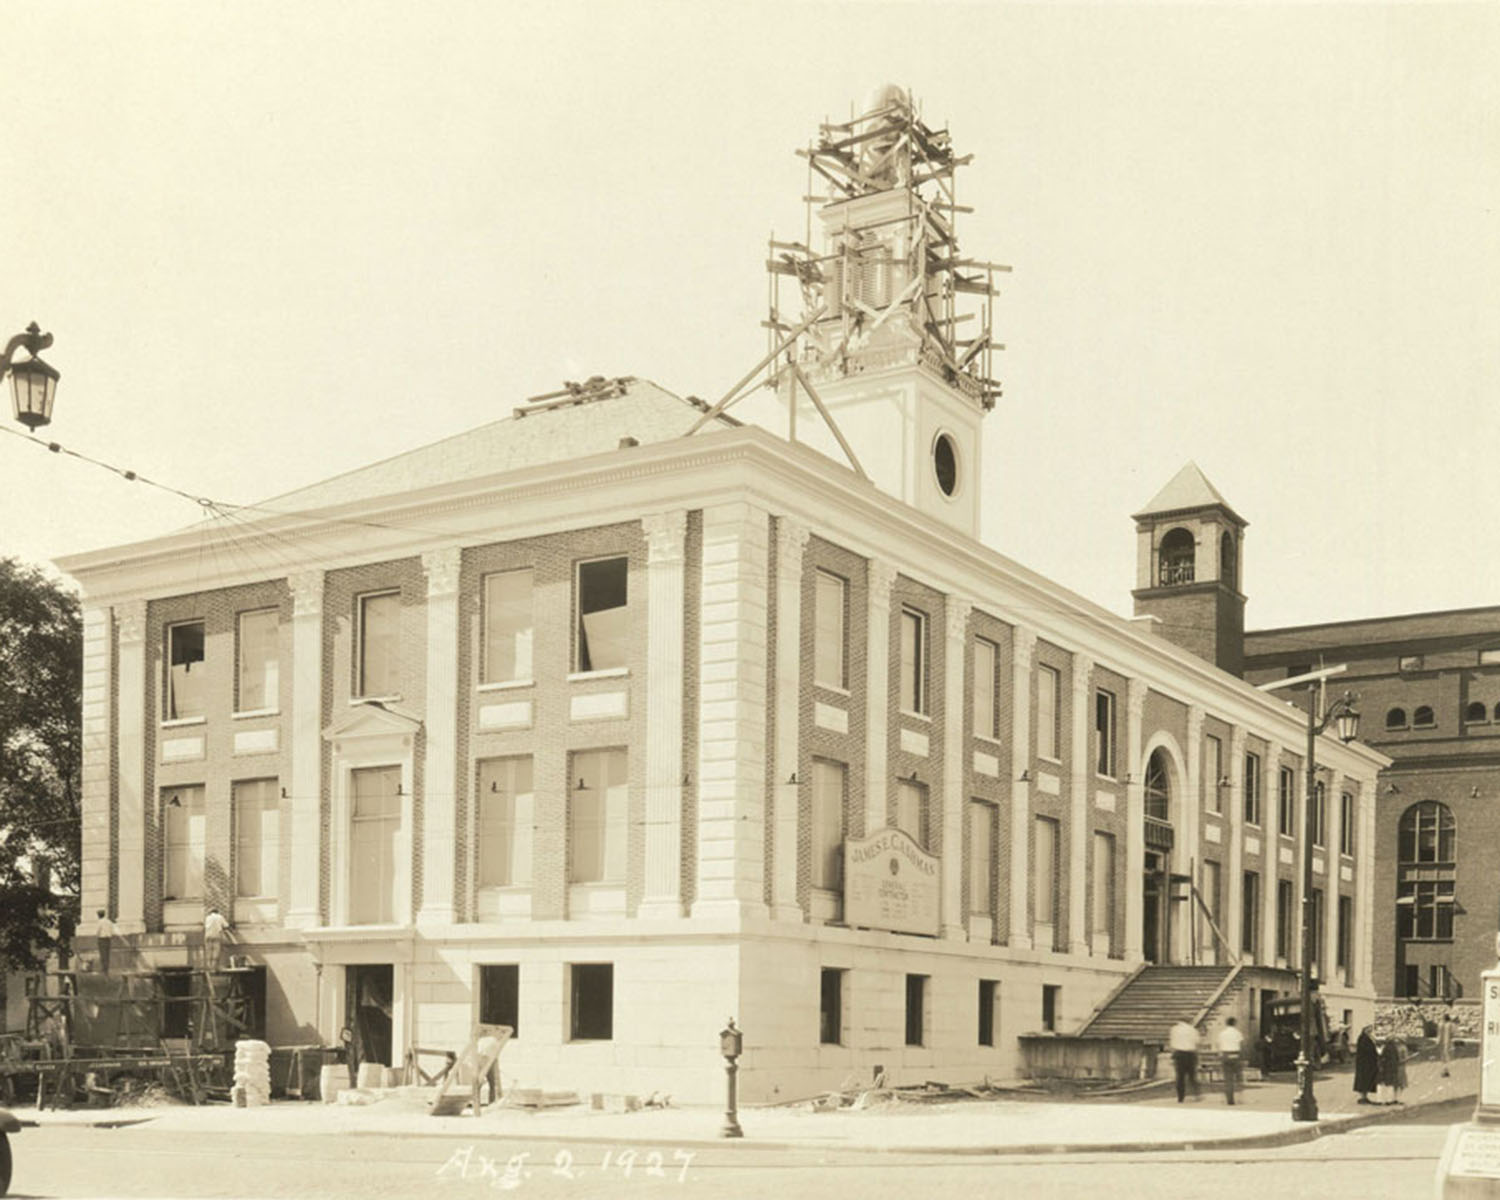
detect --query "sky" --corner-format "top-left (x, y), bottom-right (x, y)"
top-left (0, 1), bottom-right (1495, 630)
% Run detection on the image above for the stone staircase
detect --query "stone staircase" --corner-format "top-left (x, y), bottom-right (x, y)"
top-left (1077, 964), bottom-right (1239, 1042)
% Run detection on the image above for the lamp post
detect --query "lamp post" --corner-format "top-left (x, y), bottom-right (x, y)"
top-left (719, 1017), bottom-right (743, 1138)
top-left (1291, 681), bottom-right (1360, 1122)
top-left (1, 322), bottom-right (60, 429)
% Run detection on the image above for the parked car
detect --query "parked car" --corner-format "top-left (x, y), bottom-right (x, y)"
top-left (1262, 996), bottom-right (1330, 1072)
top-left (0, 1105), bottom-right (18, 1196)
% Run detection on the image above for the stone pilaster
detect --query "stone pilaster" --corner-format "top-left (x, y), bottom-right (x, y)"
top-left (1068, 653), bottom-right (1093, 956)
top-left (1227, 727), bottom-right (1247, 964)
top-left (80, 605), bottom-right (113, 921)
top-left (417, 547), bottom-right (462, 926)
top-left (1264, 741), bottom-right (1284, 964)
top-left (864, 559), bottom-right (898, 838)
top-left (1326, 775), bottom-right (1343, 983)
top-left (1357, 781), bottom-right (1374, 990)
top-left (768, 517), bottom-right (809, 922)
top-left (940, 597), bottom-right (971, 940)
top-left (1007, 627), bottom-right (1035, 949)
top-left (1123, 677), bottom-right (1147, 961)
top-left (1185, 705), bottom-right (1204, 964)
top-left (639, 509), bottom-right (689, 919)
top-left (285, 571), bottom-right (324, 929)
top-left (692, 503), bottom-right (770, 918)
top-left (115, 600), bottom-right (147, 932)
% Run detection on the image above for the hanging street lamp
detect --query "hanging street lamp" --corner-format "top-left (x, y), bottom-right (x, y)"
top-left (2, 322), bottom-right (60, 429)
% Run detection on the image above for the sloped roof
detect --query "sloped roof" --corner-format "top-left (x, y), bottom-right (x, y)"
top-left (1133, 462), bottom-right (1245, 525)
top-left (255, 378), bottom-right (733, 515)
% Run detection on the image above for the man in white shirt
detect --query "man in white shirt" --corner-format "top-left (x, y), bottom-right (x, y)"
top-left (1169, 1018), bottom-right (1201, 1102)
top-left (94, 910), bottom-right (118, 974)
top-left (1217, 1017), bottom-right (1245, 1105)
top-left (203, 907), bottom-right (232, 970)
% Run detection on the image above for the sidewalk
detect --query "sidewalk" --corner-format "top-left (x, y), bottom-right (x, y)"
top-left (19, 1049), bottom-right (1476, 1155)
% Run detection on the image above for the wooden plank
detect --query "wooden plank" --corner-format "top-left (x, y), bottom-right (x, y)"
top-left (789, 363), bottom-right (867, 482)
top-left (682, 306), bottom-right (827, 436)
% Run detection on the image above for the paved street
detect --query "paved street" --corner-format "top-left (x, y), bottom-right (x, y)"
top-left (5, 1098), bottom-right (1467, 1199)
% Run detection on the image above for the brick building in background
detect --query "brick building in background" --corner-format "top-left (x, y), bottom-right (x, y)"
top-left (1244, 609), bottom-right (1500, 1001)
top-left (55, 89), bottom-right (1384, 1103)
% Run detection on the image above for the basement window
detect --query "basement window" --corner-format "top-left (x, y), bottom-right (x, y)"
top-left (478, 964), bottom-right (520, 1038)
top-left (978, 979), bottom-right (998, 1046)
top-left (569, 963), bottom-right (614, 1041)
top-left (820, 968), bottom-right (844, 1046)
top-left (575, 556), bottom-right (628, 673)
top-left (1041, 983), bottom-right (1060, 1032)
top-left (905, 974), bottom-right (928, 1047)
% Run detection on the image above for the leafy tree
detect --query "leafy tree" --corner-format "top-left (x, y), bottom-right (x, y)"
top-left (0, 556), bottom-right (81, 970)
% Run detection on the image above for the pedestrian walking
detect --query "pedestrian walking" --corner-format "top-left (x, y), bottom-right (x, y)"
top-left (1378, 1036), bottom-right (1407, 1105)
top-left (94, 909), bottom-right (118, 974)
top-left (1353, 1025), bottom-right (1379, 1103)
top-left (1216, 1018), bottom-right (1244, 1105)
top-left (203, 906), bottom-right (233, 969)
top-left (1438, 1004), bottom-right (1456, 1078)
top-left (1169, 1017), bottom-right (1201, 1102)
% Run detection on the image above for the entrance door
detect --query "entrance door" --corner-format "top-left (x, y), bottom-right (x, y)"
top-left (347, 964), bottom-right (394, 1072)
top-left (1143, 853), bottom-right (1162, 963)
top-left (350, 765), bottom-right (400, 924)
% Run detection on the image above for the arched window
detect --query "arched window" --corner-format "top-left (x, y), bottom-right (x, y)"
top-left (1397, 802), bottom-right (1455, 941)
top-left (1219, 531), bottom-right (1236, 588)
top-left (1144, 748), bottom-right (1170, 821)
top-left (1386, 707), bottom-right (1408, 730)
top-left (1414, 705), bottom-right (1436, 728)
top-left (1466, 701), bottom-right (1488, 724)
top-left (1158, 528), bottom-right (1195, 586)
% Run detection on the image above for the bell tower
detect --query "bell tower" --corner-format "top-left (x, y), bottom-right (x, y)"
top-left (762, 86), bottom-right (1007, 538)
top-left (1131, 463), bottom-right (1247, 675)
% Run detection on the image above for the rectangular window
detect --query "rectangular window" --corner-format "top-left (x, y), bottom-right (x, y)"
top-left (1278, 767), bottom-right (1296, 837)
top-left (895, 779), bottom-right (929, 849)
top-left (1095, 689), bottom-right (1116, 776)
top-left (973, 637), bottom-right (998, 740)
top-left (1397, 879), bottom-right (1455, 940)
top-left (1092, 831), bottom-right (1116, 954)
top-left (1242, 871), bottom-right (1260, 958)
top-left (568, 748), bottom-right (626, 884)
top-left (478, 964), bottom-right (520, 1037)
top-left (477, 757), bottom-right (534, 888)
top-left (1340, 792), bottom-right (1355, 855)
top-left (1309, 887), bottom-right (1324, 974)
top-left (575, 556), bottom-right (628, 673)
top-left (569, 963), bottom-right (613, 1040)
top-left (811, 758), bottom-right (846, 890)
top-left (1311, 783), bottom-right (1326, 847)
top-left (356, 591), bottom-right (401, 698)
top-left (978, 979), bottom-right (997, 1047)
top-left (166, 621), bottom-right (206, 720)
top-left (1041, 984), bottom-right (1060, 1033)
top-left (233, 778), bottom-right (279, 899)
top-left (1205, 735), bottom-right (1223, 814)
top-left (967, 801), bottom-right (997, 919)
top-left (236, 609), bottom-right (279, 713)
top-left (813, 570), bottom-right (847, 689)
top-left (820, 968), bottom-right (843, 1045)
top-left (1037, 665), bottom-right (1060, 759)
top-left (899, 607), bottom-right (928, 714)
top-left (1034, 815), bottom-right (1059, 935)
top-left (350, 765), bottom-right (400, 924)
top-left (1243, 752), bottom-right (1262, 826)
top-left (162, 784), bottom-right (206, 902)
top-left (1200, 859), bottom-right (1222, 965)
top-left (1337, 895), bottom-right (1353, 973)
top-left (904, 974), bottom-right (927, 1046)
top-left (1276, 878), bottom-right (1294, 960)
top-left (482, 569), bottom-right (534, 685)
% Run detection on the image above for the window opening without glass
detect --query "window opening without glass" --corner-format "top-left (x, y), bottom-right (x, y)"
top-left (576, 556), bottom-right (628, 672)
top-left (166, 621), bottom-right (206, 720)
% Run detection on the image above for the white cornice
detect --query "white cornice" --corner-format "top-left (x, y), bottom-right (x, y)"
top-left (54, 424), bottom-right (1389, 777)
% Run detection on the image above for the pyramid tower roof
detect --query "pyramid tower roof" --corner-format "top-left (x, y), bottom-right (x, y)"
top-left (1133, 462), bottom-right (1245, 526)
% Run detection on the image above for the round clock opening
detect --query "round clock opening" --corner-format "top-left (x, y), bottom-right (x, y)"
top-left (933, 432), bottom-right (958, 497)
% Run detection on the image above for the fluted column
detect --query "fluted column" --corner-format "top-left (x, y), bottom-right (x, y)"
top-left (1357, 781), bottom-right (1375, 989)
top-left (767, 518), bottom-right (809, 921)
top-left (864, 559), bottom-right (898, 837)
top-left (80, 605), bottom-right (113, 923)
top-left (285, 571), bottom-right (325, 929)
top-left (1123, 677), bottom-right (1147, 961)
top-left (940, 597), bottom-right (971, 940)
top-left (418, 547), bottom-right (462, 927)
top-left (640, 509), bottom-right (689, 919)
top-left (1068, 653), bottom-right (1093, 956)
top-left (1007, 628), bottom-right (1035, 949)
top-left (1227, 727), bottom-right (1246, 964)
top-left (1326, 773), bottom-right (1344, 982)
top-left (1185, 705), bottom-right (1203, 964)
top-left (1264, 742), bottom-right (1284, 964)
top-left (115, 600), bottom-right (148, 932)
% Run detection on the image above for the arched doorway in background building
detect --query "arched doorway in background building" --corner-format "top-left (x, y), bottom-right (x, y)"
top-left (1142, 746), bottom-right (1177, 963)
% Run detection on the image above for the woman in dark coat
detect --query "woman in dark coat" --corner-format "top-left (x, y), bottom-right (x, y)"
top-left (1378, 1036), bottom-right (1408, 1104)
top-left (1353, 1026), bottom-right (1379, 1103)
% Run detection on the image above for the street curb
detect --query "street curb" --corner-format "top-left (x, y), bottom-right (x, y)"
top-left (24, 1090), bottom-right (1474, 1157)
